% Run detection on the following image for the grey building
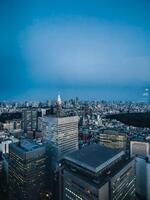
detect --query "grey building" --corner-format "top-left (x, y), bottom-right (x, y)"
top-left (63, 144), bottom-right (135, 200)
top-left (22, 109), bottom-right (38, 132)
top-left (9, 139), bottom-right (47, 200)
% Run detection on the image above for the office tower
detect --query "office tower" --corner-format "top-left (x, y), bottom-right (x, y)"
top-left (9, 140), bottom-right (47, 200)
top-left (39, 115), bottom-right (79, 199)
top-left (63, 144), bottom-right (135, 200)
top-left (22, 109), bottom-right (38, 132)
top-left (38, 100), bottom-right (79, 200)
top-left (130, 140), bottom-right (150, 157)
top-left (39, 115), bottom-right (79, 157)
top-left (97, 129), bottom-right (127, 150)
top-left (136, 155), bottom-right (150, 200)
top-left (39, 94), bottom-right (79, 199)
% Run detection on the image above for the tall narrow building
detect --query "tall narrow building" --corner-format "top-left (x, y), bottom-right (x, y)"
top-left (22, 109), bottom-right (38, 133)
top-left (38, 94), bottom-right (79, 159)
top-left (9, 140), bottom-right (47, 200)
top-left (39, 114), bottom-right (79, 198)
top-left (38, 95), bottom-right (79, 200)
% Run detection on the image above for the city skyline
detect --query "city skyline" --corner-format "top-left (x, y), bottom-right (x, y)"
top-left (0, 0), bottom-right (150, 100)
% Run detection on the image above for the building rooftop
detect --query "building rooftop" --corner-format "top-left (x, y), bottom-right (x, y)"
top-left (9, 139), bottom-right (45, 160)
top-left (9, 139), bottom-right (44, 153)
top-left (64, 144), bottom-right (124, 173)
top-left (19, 140), bottom-right (41, 151)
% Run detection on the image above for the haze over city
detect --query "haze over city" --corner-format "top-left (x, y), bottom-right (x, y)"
top-left (0, 0), bottom-right (150, 100)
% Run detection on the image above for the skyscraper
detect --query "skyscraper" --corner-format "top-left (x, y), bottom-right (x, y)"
top-left (9, 139), bottom-right (47, 200)
top-left (22, 109), bottom-right (38, 132)
top-left (38, 95), bottom-right (79, 200)
top-left (39, 115), bottom-right (79, 199)
top-left (63, 144), bottom-right (135, 200)
top-left (39, 115), bottom-right (79, 158)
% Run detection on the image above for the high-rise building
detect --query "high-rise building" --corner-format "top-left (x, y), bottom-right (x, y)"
top-left (130, 140), bottom-right (150, 157)
top-left (9, 139), bottom-right (47, 200)
top-left (38, 113), bottom-right (79, 200)
top-left (39, 94), bottom-right (79, 199)
top-left (38, 115), bottom-right (79, 158)
top-left (22, 109), bottom-right (38, 132)
top-left (136, 155), bottom-right (150, 200)
top-left (63, 144), bottom-right (135, 200)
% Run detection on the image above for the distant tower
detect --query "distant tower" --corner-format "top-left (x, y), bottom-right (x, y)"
top-left (56, 93), bottom-right (62, 116)
top-left (57, 93), bottom-right (62, 106)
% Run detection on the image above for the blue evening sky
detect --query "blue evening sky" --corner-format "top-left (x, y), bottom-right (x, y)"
top-left (0, 0), bottom-right (150, 101)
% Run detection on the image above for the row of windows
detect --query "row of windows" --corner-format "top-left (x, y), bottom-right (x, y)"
top-left (65, 187), bottom-right (83, 200)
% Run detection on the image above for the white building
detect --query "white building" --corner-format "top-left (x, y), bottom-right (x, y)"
top-left (0, 136), bottom-right (19, 154)
top-left (130, 141), bottom-right (150, 157)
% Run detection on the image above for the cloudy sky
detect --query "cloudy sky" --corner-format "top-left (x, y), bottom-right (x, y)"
top-left (0, 0), bottom-right (150, 100)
